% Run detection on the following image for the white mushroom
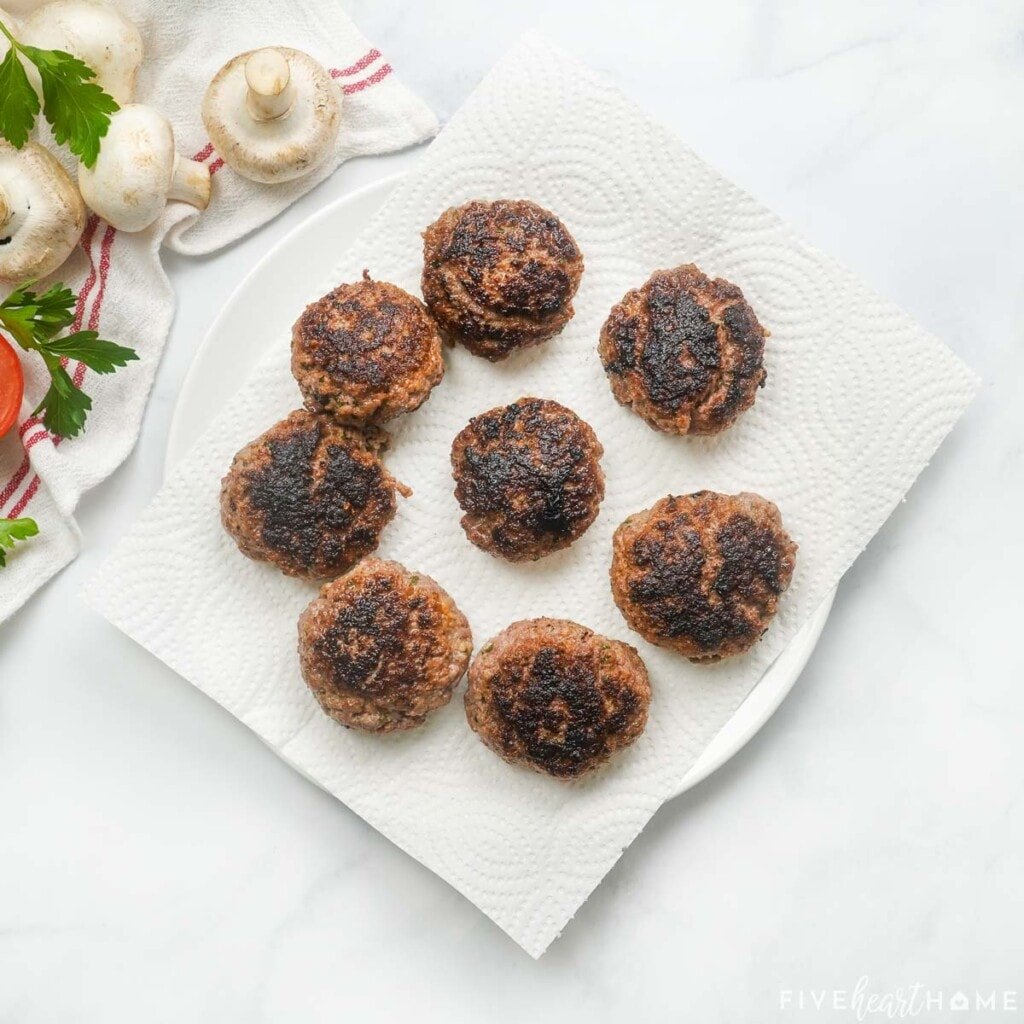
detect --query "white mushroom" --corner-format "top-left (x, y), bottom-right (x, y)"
top-left (77, 105), bottom-right (210, 232)
top-left (1, 0), bottom-right (43, 15)
top-left (20, 0), bottom-right (143, 104)
top-left (202, 46), bottom-right (341, 184)
top-left (0, 140), bottom-right (85, 283)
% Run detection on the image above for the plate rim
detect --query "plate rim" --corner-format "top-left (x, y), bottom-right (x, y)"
top-left (165, 174), bottom-right (834, 799)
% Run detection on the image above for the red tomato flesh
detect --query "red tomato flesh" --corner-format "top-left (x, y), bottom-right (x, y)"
top-left (0, 333), bottom-right (25, 438)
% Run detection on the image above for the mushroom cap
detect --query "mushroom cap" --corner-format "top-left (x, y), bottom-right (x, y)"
top-left (78, 104), bottom-right (177, 231)
top-left (202, 47), bottom-right (341, 185)
top-left (21, 0), bottom-right (143, 105)
top-left (1, 0), bottom-right (44, 12)
top-left (0, 140), bottom-right (86, 284)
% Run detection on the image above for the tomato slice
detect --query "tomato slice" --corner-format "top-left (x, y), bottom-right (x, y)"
top-left (0, 333), bottom-right (25, 438)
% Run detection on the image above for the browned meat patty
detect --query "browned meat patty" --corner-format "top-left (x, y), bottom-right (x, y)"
top-left (291, 272), bottom-right (444, 423)
top-left (421, 199), bottom-right (584, 361)
top-left (610, 491), bottom-right (796, 662)
top-left (599, 264), bottom-right (767, 435)
top-left (450, 397), bottom-right (605, 562)
top-left (465, 618), bottom-right (650, 778)
top-left (220, 410), bottom-right (408, 580)
top-left (298, 559), bottom-right (472, 732)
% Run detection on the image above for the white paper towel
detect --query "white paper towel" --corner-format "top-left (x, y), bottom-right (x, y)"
top-left (84, 34), bottom-right (978, 957)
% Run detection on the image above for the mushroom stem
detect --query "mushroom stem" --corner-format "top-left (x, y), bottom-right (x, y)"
top-left (168, 156), bottom-right (211, 211)
top-left (244, 48), bottom-right (294, 122)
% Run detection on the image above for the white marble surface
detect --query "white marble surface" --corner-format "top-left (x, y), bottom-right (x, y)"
top-left (1, 1), bottom-right (1021, 1019)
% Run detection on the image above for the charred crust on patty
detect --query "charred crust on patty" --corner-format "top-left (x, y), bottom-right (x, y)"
top-left (220, 410), bottom-right (407, 580)
top-left (610, 491), bottom-right (796, 661)
top-left (464, 618), bottom-right (650, 778)
top-left (599, 264), bottom-right (767, 435)
top-left (421, 199), bottom-right (584, 361)
top-left (451, 397), bottom-right (605, 561)
top-left (291, 271), bottom-right (444, 423)
top-left (298, 559), bottom-right (472, 732)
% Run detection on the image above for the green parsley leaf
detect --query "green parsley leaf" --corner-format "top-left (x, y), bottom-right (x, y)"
top-left (41, 331), bottom-right (139, 374)
top-left (4, 282), bottom-right (77, 319)
top-left (33, 356), bottom-right (92, 438)
top-left (0, 44), bottom-right (38, 149)
top-left (0, 516), bottom-right (39, 568)
top-left (0, 284), bottom-right (77, 344)
top-left (19, 44), bottom-right (118, 167)
top-left (0, 303), bottom-right (35, 350)
top-left (0, 281), bottom-right (137, 439)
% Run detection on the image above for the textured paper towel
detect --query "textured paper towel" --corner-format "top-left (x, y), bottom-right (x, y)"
top-left (85, 34), bottom-right (977, 957)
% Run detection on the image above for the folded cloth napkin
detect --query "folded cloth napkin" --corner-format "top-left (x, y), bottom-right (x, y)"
top-left (0, 0), bottom-right (437, 621)
top-left (85, 34), bottom-right (978, 957)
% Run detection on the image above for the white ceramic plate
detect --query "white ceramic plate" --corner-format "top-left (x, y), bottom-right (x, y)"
top-left (166, 175), bottom-right (835, 797)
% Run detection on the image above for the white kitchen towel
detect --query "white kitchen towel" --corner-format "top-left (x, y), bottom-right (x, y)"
top-left (85, 34), bottom-right (977, 957)
top-left (0, 0), bottom-right (437, 621)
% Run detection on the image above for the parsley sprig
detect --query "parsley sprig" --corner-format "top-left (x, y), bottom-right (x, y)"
top-left (0, 517), bottom-right (38, 567)
top-left (0, 18), bottom-right (118, 166)
top-left (1, 283), bottom-right (138, 439)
